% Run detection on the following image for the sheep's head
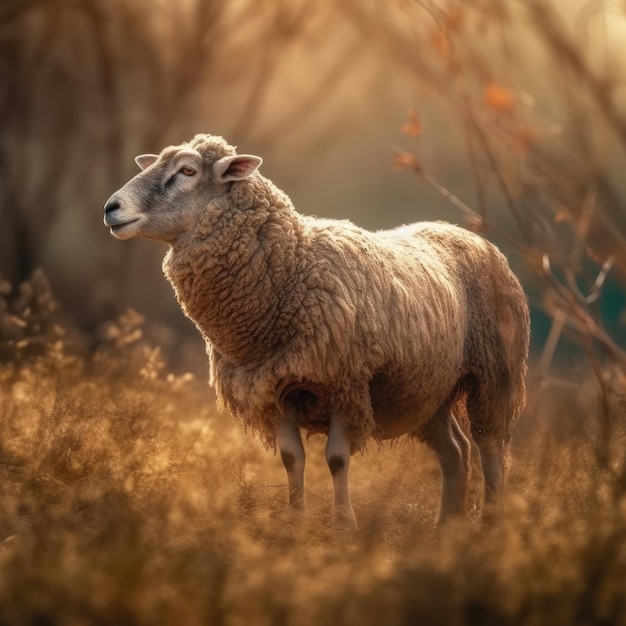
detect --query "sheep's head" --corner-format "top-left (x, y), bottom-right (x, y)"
top-left (103, 134), bottom-right (263, 243)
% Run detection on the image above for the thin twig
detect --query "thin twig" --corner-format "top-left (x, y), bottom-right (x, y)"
top-left (587, 257), bottom-right (614, 304)
top-left (526, 311), bottom-right (565, 415)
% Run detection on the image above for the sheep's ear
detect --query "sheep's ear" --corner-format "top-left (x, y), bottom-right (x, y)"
top-left (135, 154), bottom-right (159, 170)
top-left (214, 154), bottom-right (262, 182)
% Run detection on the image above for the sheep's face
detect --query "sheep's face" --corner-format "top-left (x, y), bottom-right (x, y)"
top-left (103, 141), bottom-right (262, 244)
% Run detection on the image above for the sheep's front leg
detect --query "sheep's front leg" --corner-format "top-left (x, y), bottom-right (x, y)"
top-left (326, 414), bottom-right (357, 530)
top-left (276, 412), bottom-right (307, 511)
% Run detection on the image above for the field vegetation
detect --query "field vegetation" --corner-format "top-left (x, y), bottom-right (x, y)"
top-left (0, 275), bottom-right (624, 625)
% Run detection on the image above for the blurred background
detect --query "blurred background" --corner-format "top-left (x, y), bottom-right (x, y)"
top-left (2, 0), bottom-right (625, 380)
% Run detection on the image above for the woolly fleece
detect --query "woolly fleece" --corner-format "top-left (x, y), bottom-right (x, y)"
top-left (162, 134), bottom-right (530, 451)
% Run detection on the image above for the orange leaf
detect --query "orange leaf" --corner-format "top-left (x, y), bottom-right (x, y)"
top-left (393, 152), bottom-right (420, 173)
top-left (401, 107), bottom-right (423, 138)
top-left (554, 209), bottom-right (571, 224)
top-left (484, 82), bottom-right (514, 114)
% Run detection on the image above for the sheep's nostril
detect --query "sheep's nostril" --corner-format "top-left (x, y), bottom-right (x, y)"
top-left (104, 199), bottom-right (120, 214)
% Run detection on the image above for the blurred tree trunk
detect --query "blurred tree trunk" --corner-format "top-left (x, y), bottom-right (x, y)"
top-left (0, 14), bottom-right (32, 284)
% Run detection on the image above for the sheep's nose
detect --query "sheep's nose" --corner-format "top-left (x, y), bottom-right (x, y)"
top-left (104, 198), bottom-right (120, 215)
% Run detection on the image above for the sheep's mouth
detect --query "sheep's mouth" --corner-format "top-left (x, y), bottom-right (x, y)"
top-left (109, 217), bottom-right (139, 231)
top-left (106, 217), bottom-right (142, 240)
top-left (108, 218), bottom-right (140, 233)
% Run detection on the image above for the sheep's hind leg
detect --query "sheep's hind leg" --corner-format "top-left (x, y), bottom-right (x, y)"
top-left (474, 435), bottom-right (506, 506)
top-left (326, 414), bottom-right (357, 530)
top-left (425, 409), bottom-right (471, 525)
top-left (276, 412), bottom-right (307, 512)
top-left (467, 394), bottom-right (508, 516)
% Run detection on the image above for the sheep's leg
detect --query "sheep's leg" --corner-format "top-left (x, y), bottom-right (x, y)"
top-left (325, 414), bottom-right (357, 530)
top-left (451, 415), bottom-right (470, 473)
top-left (427, 411), bottom-right (471, 525)
top-left (474, 436), bottom-right (505, 505)
top-left (276, 412), bottom-right (307, 511)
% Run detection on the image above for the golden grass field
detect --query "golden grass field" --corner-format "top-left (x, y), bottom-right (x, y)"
top-left (0, 274), bottom-right (625, 626)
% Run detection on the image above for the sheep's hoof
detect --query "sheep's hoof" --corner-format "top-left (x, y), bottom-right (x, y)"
top-left (288, 489), bottom-right (308, 511)
top-left (480, 501), bottom-right (502, 529)
top-left (332, 506), bottom-right (357, 532)
top-left (283, 502), bottom-right (311, 531)
top-left (289, 501), bottom-right (309, 516)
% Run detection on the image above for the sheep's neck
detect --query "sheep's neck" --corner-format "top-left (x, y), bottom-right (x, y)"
top-left (164, 208), bottom-right (301, 364)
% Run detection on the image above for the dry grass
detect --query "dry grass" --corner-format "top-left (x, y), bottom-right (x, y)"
top-left (0, 275), bottom-right (625, 626)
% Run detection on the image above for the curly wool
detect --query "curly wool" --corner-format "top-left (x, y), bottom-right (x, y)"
top-left (163, 135), bottom-right (529, 451)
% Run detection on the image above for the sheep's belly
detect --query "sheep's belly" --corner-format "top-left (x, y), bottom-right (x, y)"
top-left (368, 371), bottom-right (457, 440)
top-left (370, 403), bottom-right (435, 440)
top-left (280, 371), bottom-right (456, 440)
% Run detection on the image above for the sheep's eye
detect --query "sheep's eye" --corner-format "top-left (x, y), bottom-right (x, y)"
top-left (180, 166), bottom-right (196, 177)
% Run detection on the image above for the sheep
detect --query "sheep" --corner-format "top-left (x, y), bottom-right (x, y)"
top-left (103, 133), bottom-right (530, 530)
